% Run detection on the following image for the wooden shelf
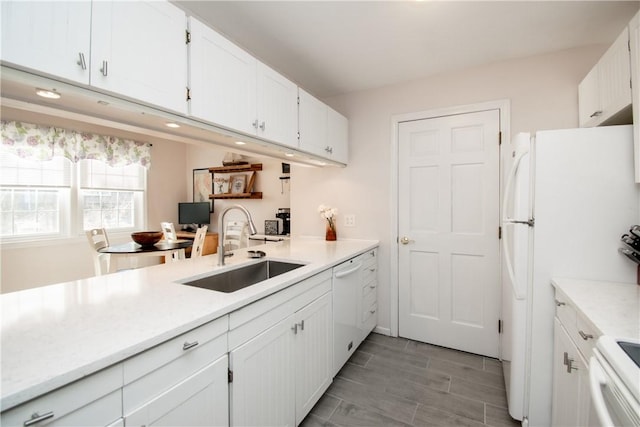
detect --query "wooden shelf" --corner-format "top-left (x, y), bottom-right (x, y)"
top-left (209, 163), bottom-right (263, 200)
top-left (211, 192), bottom-right (263, 200)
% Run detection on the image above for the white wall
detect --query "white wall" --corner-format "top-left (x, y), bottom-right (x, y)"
top-left (291, 45), bottom-right (607, 335)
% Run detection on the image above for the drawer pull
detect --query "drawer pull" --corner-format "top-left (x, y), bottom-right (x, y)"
top-left (555, 299), bottom-right (566, 307)
top-left (24, 411), bottom-right (54, 426)
top-left (578, 330), bottom-right (594, 340)
top-left (590, 110), bottom-right (603, 118)
top-left (182, 340), bottom-right (199, 351)
top-left (370, 309), bottom-right (376, 314)
top-left (369, 285), bottom-right (376, 289)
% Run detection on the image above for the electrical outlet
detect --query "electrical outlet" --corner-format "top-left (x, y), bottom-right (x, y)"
top-left (344, 214), bottom-right (356, 227)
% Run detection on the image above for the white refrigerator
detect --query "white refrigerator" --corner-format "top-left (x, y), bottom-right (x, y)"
top-left (500, 125), bottom-right (639, 427)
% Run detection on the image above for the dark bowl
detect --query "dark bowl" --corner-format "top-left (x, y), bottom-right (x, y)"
top-left (131, 231), bottom-right (163, 247)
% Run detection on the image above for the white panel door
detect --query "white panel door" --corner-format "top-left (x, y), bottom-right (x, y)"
top-left (256, 62), bottom-right (298, 148)
top-left (230, 316), bottom-right (295, 427)
top-left (295, 292), bottom-right (332, 423)
top-left (91, 1), bottom-right (187, 114)
top-left (398, 109), bottom-right (500, 357)
top-left (189, 17), bottom-right (257, 135)
top-left (0, 1), bottom-right (91, 84)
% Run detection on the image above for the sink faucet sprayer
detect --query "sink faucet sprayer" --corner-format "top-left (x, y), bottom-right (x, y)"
top-left (218, 204), bottom-right (258, 266)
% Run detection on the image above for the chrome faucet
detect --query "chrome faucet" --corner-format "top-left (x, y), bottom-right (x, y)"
top-left (218, 204), bottom-right (258, 266)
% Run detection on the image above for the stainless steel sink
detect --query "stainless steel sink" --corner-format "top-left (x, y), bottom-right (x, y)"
top-left (179, 260), bottom-right (304, 293)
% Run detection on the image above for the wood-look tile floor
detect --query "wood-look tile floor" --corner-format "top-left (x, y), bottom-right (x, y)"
top-left (301, 333), bottom-right (521, 427)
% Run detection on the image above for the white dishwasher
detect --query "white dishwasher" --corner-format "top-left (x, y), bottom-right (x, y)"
top-left (332, 255), bottom-right (363, 377)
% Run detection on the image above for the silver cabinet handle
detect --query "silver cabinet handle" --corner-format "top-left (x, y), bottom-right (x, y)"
top-left (259, 121), bottom-right (266, 131)
top-left (252, 119), bottom-right (259, 129)
top-left (76, 52), bottom-right (86, 70)
top-left (24, 412), bottom-right (55, 426)
top-left (555, 300), bottom-right (566, 307)
top-left (100, 60), bottom-right (108, 76)
top-left (370, 308), bottom-right (376, 314)
top-left (563, 351), bottom-right (569, 366)
top-left (590, 110), bottom-right (603, 118)
top-left (324, 146), bottom-right (333, 154)
top-left (578, 330), bottom-right (593, 340)
top-left (182, 340), bottom-right (199, 351)
top-left (369, 284), bottom-right (376, 289)
top-left (566, 358), bottom-right (578, 373)
top-left (291, 323), bottom-right (298, 334)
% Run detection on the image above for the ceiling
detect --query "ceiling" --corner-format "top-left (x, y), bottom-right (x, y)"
top-left (174, 1), bottom-right (640, 98)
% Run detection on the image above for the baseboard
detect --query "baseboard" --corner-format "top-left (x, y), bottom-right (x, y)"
top-left (373, 326), bottom-right (391, 336)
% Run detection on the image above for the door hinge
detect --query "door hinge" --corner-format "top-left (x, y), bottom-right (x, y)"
top-left (498, 319), bottom-right (503, 334)
top-left (498, 226), bottom-right (502, 239)
top-left (498, 131), bottom-right (502, 145)
top-left (186, 30), bottom-right (191, 44)
top-left (228, 369), bottom-right (233, 383)
top-left (186, 87), bottom-right (191, 101)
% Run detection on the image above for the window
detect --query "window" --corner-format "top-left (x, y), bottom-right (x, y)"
top-left (0, 154), bottom-right (147, 240)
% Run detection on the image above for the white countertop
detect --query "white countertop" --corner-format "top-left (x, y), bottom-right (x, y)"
top-left (0, 238), bottom-right (378, 411)
top-left (551, 277), bottom-right (640, 339)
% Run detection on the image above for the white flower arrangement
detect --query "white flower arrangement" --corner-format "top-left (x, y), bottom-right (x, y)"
top-left (318, 204), bottom-right (338, 232)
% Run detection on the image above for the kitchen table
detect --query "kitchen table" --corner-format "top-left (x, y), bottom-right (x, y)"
top-left (98, 240), bottom-right (193, 273)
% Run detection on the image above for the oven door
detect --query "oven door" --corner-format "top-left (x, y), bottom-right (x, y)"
top-left (589, 348), bottom-right (640, 427)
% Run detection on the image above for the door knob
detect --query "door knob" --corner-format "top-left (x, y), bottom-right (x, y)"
top-left (400, 236), bottom-right (414, 245)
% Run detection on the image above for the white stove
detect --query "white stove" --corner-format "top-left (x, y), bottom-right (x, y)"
top-left (590, 336), bottom-right (640, 426)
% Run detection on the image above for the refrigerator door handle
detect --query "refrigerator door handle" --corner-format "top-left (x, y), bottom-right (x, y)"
top-left (502, 223), bottom-right (527, 301)
top-left (501, 145), bottom-right (530, 221)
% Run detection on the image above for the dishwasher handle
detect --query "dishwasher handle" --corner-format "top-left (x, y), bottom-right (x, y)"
top-left (334, 262), bottom-right (363, 279)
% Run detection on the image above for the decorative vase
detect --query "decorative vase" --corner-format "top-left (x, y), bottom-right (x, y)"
top-left (325, 223), bottom-right (337, 241)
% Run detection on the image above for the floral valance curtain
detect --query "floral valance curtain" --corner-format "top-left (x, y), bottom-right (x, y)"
top-left (0, 120), bottom-right (151, 168)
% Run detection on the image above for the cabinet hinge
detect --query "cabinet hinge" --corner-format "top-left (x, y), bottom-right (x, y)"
top-left (498, 131), bottom-right (502, 145)
top-left (186, 87), bottom-right (191, 101)
top-left (186, 30), bottom-right (191, 44)
top-left (297, 96), bottom-right (300, 105)
top-left (498, 226), bottom-right (502, 240)
top-left (297, 131), bottom-right (300, 140)
top-left (228, 369), bottom-right (233, 383)
top-left (498, 319), bottom-right (503, 334)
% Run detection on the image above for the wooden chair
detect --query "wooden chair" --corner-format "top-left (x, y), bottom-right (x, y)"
top-left (192, 225), bottom-right (209, 258)
top-left (86, 228), bottom-right (111, 276)
top-left (161, 221), bottom-right (185, 260)
top-left (223, 220), bottom-right (248, 251)
top-left (161, 221), bottom-right (178, 241)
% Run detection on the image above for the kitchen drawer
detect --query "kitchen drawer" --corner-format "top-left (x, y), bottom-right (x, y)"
top-left (122, 316), bottom-right (228, 414)
top-left (362, 279), bottom-right (377, 299)
top-left (362, 282), bottom-right (377, 310)
top-left (554, 290), bottom-right (576, 330)
top-left (362, 302), bottom-right (377, 332)
top-left (574, 315), bottom-right (597, 358)
top-left (1, 364), bottom-right (122, 426)
top-left (362, 262), bottom-right (377, 286)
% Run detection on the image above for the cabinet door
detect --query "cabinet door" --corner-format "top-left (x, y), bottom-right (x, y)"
top-left (91, 1), bottom-right (187, 114)
top-left (327, 106), bottom-right (349, 164)
top-left (578, 66), bottom-right (600, 127)
top-left (256, 62), bottom-right (299, 148)
top-left (294, 292), bottom-right (333, 423)
top-left (125, 356), bottom-right (228, 427)
top-left (0, 1), bottom-right (90, 84)
top-left (230, 316), bottom-right (295, 427)
top-left (551, 318), bottom-right (584, 427)
top-left (298, 88), bottom-right (328, 158)
top-left (189, 17), bottom-right (256, 135)
top-left (598, 27), bottom-right (632, 121)
top-left (630, 11), bottom-right (640, 183)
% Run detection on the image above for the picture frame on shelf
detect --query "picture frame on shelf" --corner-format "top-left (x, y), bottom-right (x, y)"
top-left (213, 174), bottom-right (230, 195)
top-left (230, 174), bottom-right (247, 194)
top-left (193, 168), bottom-right (213, 212)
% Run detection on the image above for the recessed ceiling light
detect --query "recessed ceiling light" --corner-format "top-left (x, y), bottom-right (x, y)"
top-left (165, 122), bottom-right (180, 128)
top-left (234, 141), bottom-right (247, 145)
top-left (285, 153), bottom-right (294, 157)
top-left (35, 88), bottom-right (61, 99)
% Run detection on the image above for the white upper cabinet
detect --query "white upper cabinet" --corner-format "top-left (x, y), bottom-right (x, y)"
top-left (189, 17), bottom-right (257, 135)
top-left (91, 1), bottom-right (188, 114)
top-left (298, 88), bottom-right (348, 164)
top-left (256, 62), bottom-right (299, 148)
top-left (189, 17), bottom-right (298, 148)
top-left (578, 27), bottom-right (631, 127)
top-left (0, 1), bottom-right (91, 84)
top-left (629, 11), bottom-right (640, 182)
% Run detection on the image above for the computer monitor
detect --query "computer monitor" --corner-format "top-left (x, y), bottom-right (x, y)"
top-left (178, 202), bottom-right (211, 230)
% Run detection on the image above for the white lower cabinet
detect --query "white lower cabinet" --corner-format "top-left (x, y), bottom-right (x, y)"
top-left (124, 356), bottom-right (228, 427)
top-left (229, 271), bottom-right (333, 426)
top-left (0, 364), bottom-right (123, 427)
